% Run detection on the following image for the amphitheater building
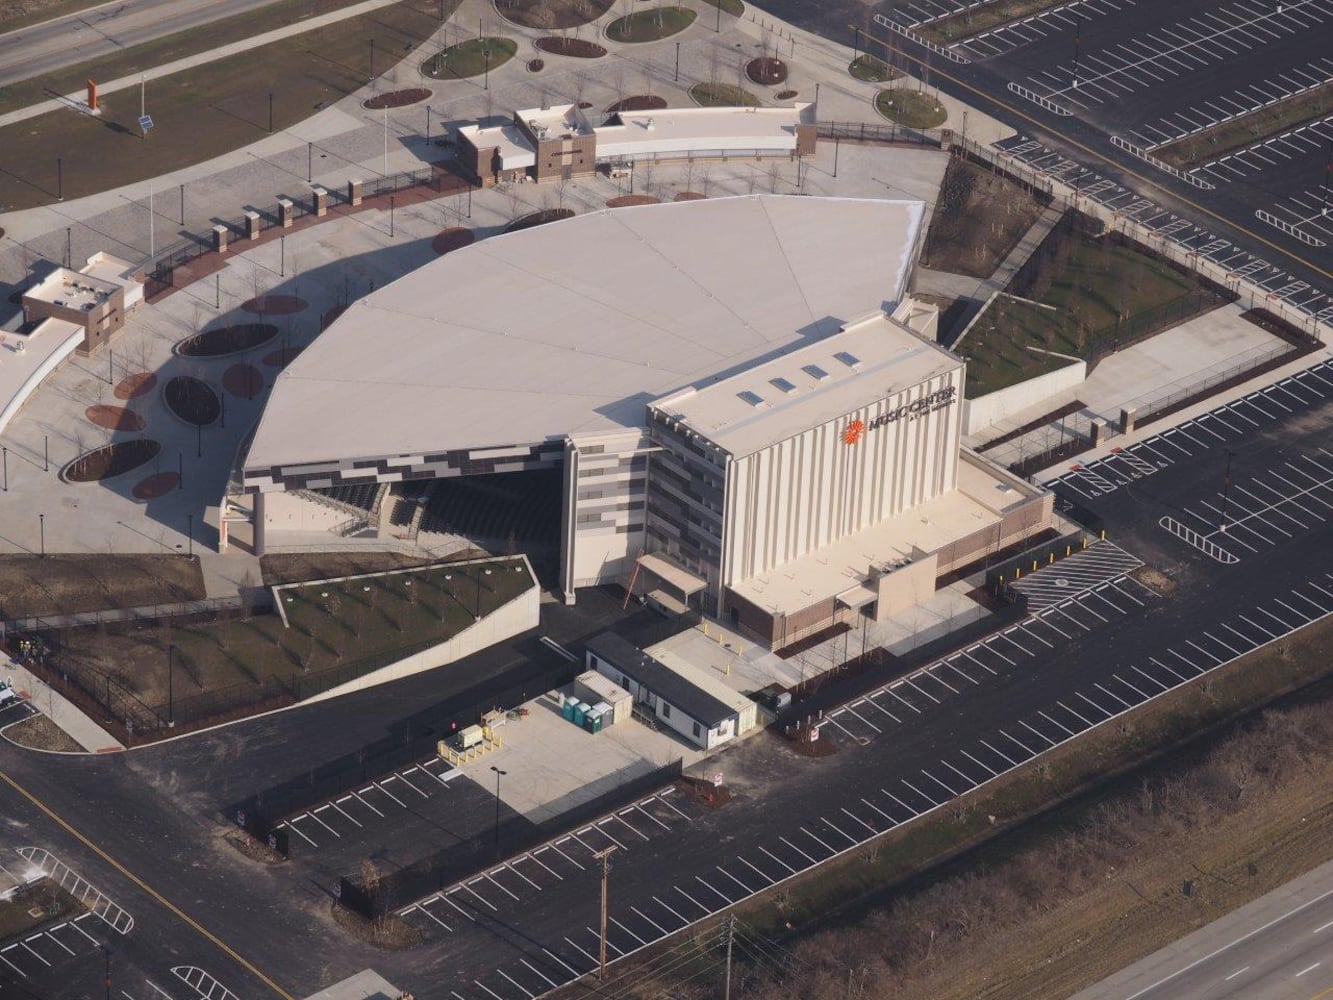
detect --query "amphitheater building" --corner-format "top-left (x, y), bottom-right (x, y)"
top-left (240, 195), bottom-right (1051, 650)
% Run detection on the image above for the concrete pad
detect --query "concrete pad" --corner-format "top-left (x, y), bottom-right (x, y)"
top-left (301, 969), bottom-right (401, 1000)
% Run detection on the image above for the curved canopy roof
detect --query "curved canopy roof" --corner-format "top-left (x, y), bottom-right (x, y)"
top-left (243, 195), bottom-right (924, 475)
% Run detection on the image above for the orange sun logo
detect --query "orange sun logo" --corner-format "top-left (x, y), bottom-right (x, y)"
top-left (843, 420), bottom-right (865, 445)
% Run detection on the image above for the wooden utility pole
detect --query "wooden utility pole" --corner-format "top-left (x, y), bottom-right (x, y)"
top-left (595, 846), bottom-right (617, 979)
top-left (724, 915), bottom-right (736, 1000)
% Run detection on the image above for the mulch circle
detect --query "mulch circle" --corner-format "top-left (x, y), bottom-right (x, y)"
top-left (241, 294), bottom-right (308, 316)
top-left (132, 472), bottom-right (179, 500)
top-left (432, 227), bottom-right (476, 255)
top-left (606, 195), bottom-right (660, 208)
top-left (527, 58), bottom-right (544, 72)
top-left (776, 89), bottom-right (798, 100)
top-left (673, 191), bottom-right (707, 201)
top-left (746, 56), bottom-right (788, 86)
top-left (321, 305), bottom-right (348, 329)
top-left (605, 95), bottom-right (667, 113)
top-left (262, 345), bottom-right (304, 367)
top-left (86, 405), bottom-right (146, 431)
top-left (114, 372), bottom-right (157, 400)
top-left (363, 88), bottom-right (432, 110)
top-left (223, 364), bottom-right (266, 398)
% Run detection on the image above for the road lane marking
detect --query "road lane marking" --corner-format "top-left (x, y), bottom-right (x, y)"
top-left (1297, 962), bottom-right (1321, 977)
top-left (1225, 966), bottom-right (1249, 980)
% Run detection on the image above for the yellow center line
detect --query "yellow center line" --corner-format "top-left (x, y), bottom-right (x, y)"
top-left (0, 769), bottom-right (294, 1000)
top-left (857, 26), bottom-right (1333, 285)
top-left (1308, 982), bottom-right (1333, 1000)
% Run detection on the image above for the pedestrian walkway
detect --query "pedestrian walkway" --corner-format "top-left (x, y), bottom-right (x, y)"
top-left (3, 658), bottom-right (123, 752)
top-left (0, 0), bottom-right (405, 130)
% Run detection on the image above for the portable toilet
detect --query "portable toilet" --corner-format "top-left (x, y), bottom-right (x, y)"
top-left (573, 702), bottom-right (588, 727)
top-left (593, 701), bottom-right (612, 727)
top-left (584, 706), bottom-right (604, 734)
top-left (562, 698), bottom-right (576, 722)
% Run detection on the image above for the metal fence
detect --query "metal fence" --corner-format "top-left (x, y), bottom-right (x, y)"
top-left (1133, 339), bottom-right (1313, 426)
top-left (817, 120), bottom-right (945, 148)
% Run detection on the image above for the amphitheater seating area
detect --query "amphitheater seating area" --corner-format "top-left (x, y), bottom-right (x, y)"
top-left (418, 469), bottom-right (562, 547)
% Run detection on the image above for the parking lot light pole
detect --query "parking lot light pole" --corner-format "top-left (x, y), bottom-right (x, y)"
top-left (167, 643), bottom-right (175, 727)
top-left (187, 513), bottom-right (193, 559)
top-left (38, 513), bottom-right (44, 557)
top-left (1219, 450), bottom-right (1236, 532)
top-left (490, 766), bottom-right (507, 855)
top-left (1071, 12), bottom-right (1083, 89)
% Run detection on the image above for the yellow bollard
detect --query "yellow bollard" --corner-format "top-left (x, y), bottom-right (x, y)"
top-left (1032, 559), bottom-right (1038, 572)
top-left (1100, 529), bottom-right (1106, 540)
top-left (1082, 536), bottom-right (1089, 549)
top-left (1015, 567), bottom-right (1021, 579)
top-left (1066, 545), bottom-right (1072, 557)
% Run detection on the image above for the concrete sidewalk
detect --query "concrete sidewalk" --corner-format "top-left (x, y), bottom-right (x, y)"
top-left (3, 657), bottom-right (123, 753)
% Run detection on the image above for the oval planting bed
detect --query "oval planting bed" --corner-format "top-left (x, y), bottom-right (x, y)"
top-left (178, 323), bottom-right (279, 358)
top-left (506, 208), bottom-right (574, 233)
top-left (527, 58), bottom-right (544, 72)
top-left (165, 376), bottom-right (221, 426)
top-left (534, 37), bottom-right (607, 58)
top-left (432, 227), bottom-right (475, 255)
top-left (114, 372), bottom-right (157, 400)
top-left (423, 38), bottom-right (517, 80)
top-left (63, 439), bottom-right (161, 483)
top-left (746, 56), bottom-right (788, 86)
top-left (363, 88), bottom-right (432, 110)
top-left (223, 364), bottom-right (265, 399)
top-left (673, 191), bottom-right (707, 201)
top-left (241, 294), bottom-right (307, 316)
top-left (86, 405), bottom-right (146, 431)
top-left (605, 95), bottom-right (667, 113)
top-left (689, 82), bottom-right (759, 107)
top-left (132, 472), bottom-right (179, 500)
top-left (875, 88), bottom-right (947, 128)
top-left (606, 195), bottom-right (660, 208)
top-left (775, 89), bottom-right (798, 100)
top-left (605, 6), bottom-right (695, 42)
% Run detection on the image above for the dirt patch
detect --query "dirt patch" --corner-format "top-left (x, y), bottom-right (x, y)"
top-left (164, 376), bottom-right (220, 425)
top-left (506, 208), bottom-right (574, 233)
top-left (534, 36), bottom-right (607, 58)
top-left (259, 551), bottom-right (443, 586)
top-left (432, 227), bottom-right (475, 255)
top-left (224, 828), bottom-right (287, 865)
top-left (746, 56), bottom-right (788, 86)
top-left (240, 294), bottom-right (307, 316)
top-left (921, 155), bottom-right (1045, 279)
top-left (178, 323), bottom-right (278, 358)
top-left (0, 876), bottom-right (86, 940)
top-left (1131, 565), bottom-right (1177, 596)
top-left (3, 714), bottom-right (82, 752)
top-left (132, 472), bottom-right (180, 500)
top-left (673, 191), bottom-right (707, 201)
top-left (0, 554), bottom-right (204, 618)
top-left (223, 364), bottom-right (265, 398)
top-left (362, 88), bottom-right (432, 110)
top-left (63, 439), bottom-right (161, 483)
top-left (330, 901), bottom-right (424, 949)
top-left (606, 95), bottom-right (667, 113)
top-left (606, 195), bottom-right (660, 208)
top-left (85, 405), bottom-right (146, 431)
top-left (114, 371), bottom-right (157, 400)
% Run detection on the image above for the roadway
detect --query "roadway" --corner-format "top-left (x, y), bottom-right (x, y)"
top-left (0, 0), bottom-right (299, 88)
top-left (1071, 857), bottom-right (1333, 1000)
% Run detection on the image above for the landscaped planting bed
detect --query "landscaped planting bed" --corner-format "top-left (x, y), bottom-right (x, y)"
top-left (165, 376), bottom-right (221, 426)
top-left (178, 323), bottom-right (278, 357)
top-left (506, 208), bottom-right (575, 232)
top-left (746, 56), bottom-right (787, 85)
top-left (422, 37), bottom-right (517, 80)
top-left (534, 36), bottom-right (606, 58)
top-left (605, 6), bottom-right (695, 42)
top-left (363, 88), bottom-right (432, 109)
top-left (63, 440), bottom-right (161, 483)
top-left (689, 82), bottom-right (759, 107)
top-left (606, 95), bottom-right (667, 113)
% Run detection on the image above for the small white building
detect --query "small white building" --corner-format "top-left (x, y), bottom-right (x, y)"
top-left (585, 632), bottom-right (758, 751)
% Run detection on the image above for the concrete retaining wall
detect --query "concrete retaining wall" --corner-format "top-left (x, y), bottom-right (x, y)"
top-left (963, 359), bottom-right (1085, 435)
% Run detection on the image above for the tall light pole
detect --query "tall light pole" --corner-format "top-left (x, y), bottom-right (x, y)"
top-left (595, 846), bottom-right (616, 979)
top-left (186, 513), bottom-right (193, 558)
top-left (490, 765), bottom-right (507, 856)
top-left (167, 642), bottom-right (175, 727)
top-left (38, 513), bottom-right (44, 557)
top-left (383, 106), bottom-right (389, 176)
top-left (1219, 449), bottom-right (1236, 532)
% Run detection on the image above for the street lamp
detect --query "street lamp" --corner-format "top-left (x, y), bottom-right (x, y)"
top-left (167, 642), bottom-right (175, 727)
top-left (38, 513), bottom-right (44, 557)
top-left (490, 765), bottom-right (507, 855)
top-left (186, 513), bottom-right (193, 559)
top-left (1219, 450), bottom-right (1236, 533)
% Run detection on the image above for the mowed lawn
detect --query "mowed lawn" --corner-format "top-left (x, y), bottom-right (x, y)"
top-left (0, 0), bottom-right (455, 212)
top-left (962, 226), bottom-right (1220, 397)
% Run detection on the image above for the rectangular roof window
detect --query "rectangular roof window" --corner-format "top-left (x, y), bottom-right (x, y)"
top-left (834, 351), bottom-right (861, 368)
top-left (801, 364), bottom-right (829, 381)
top-left (737, 390), bottom-right (765, 407)
top-left (769, 377), bottom-right (797, 394)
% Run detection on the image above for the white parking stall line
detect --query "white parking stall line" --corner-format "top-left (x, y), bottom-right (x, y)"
top-left (1036, 609), bottom-right (1074, 638)
top-left (329, 799), bottom-right (362, 828)
top-left (718, 866), bottom-right (754, 894)
top-left (1220, 622), bottom-right (1260, 649)
top-left (1130, 665), bottom-right (1169, 692)
top-left (653, 894), bottom-right (688, 922)
top-left (886, 684), bottom-right (922, 713)
top-left (633, 801), bottom-right (671, 831)
top-left (961, 749), bottom-right (998, 777)
top-left (607, 813), bottom-right (649, 842)
top-left (442, 892), bottom-right (478, 922)
top-left (610, 916), bottom-right (646, 945)
top-left (825, 714), bottom-right (862, 740)
top-left (1170, 649), bottom-right (1205, 674)
top-left (394, 767), bottom-right (433, 798)
top-left (371, 780), bottom-right (407, 809)
top-left (941, 760), bottom-right (978, 789)
top-left (960, 648), bottom-right (998, 676)
top-left (1259, 606), bottom-right (1297, 631)
top-left (885, 791), bottom-right (921, 817)
top-left (904, 677), bottom-right (942, 705)
top-left (417, 903), bottom-right (453, 932)
top-left (474, 977), bottom-right (508, 1000)
top-left (42, 929), bottom-right (75, 956)
top-left (461, 881), bottom-right (500, 911)
top-left (1014, 621), bottom-right (1057, 647)
top-left (841, 807), bottom-right (879, 836)
top-left (504, 862), bottom-right (542, 891)
top-left (0, 950), bottom-right (24, 978)
top-left (801, 826), bottom-right (836, 853)
top-left (1274, 598), bottom-right (1313, 623)
top-left (779, 836), bottom-right (819, 866)
top-left (986, 734), bottom-right (1023, 764)
top-left (523, 850), bottom-right (562, 881)
top-left (585, 824), bottom-right (627, 851)
top-left (1039, 710), bottom-right (1076, 737)
top-left (695, 874), bottom-right (733, 906)
top-left (1095, 681), bottom-right (1135, 708)
top-left (483, 871), bottom-right (520, 902)
top-left (67, 915), bottom-right (100, 945)
top-left (632, 905), bottom-right (669, 936)
top-left (842, 703), bottom-right (883, 734)
top-left (1020, 719), bottom-right (1057, 747)
top-left (1150, 655), bottom-right (1191, 683)
top-left (921, 768), bottom-right (958, 798)
top-left (1076, 691), bottom-right (1113, 719)
top-left (1058, 699), bottom-right (1095, 727)
top-left (860, 797), bottom-right (897, 825)
top-left (1292, 589), bottom-right (1331, 614)
top-left (20, 942), bottom-right (50, 966)
top-left (737, 855), bottom-right (776, 885)
top-left (940, 659), bottom-right (979, 686)
top-left (983, 635), bottom-right (1019, 665)
top-left (902, 778), bottom-right (940, 807)
top-left (822, 817), bottom-right (859, 846)
top-left (548, 839), bottom-right (585, 870)
top-left (863, 694), bottom-right (901, 723)
top-left (496, 969), bottom-right (536, 998)
top-left (925, 667), bottom-right (960, 694)
top-left (758, 846), bottom-right (798, 875)
top-left (564, 936), bottom-right (598, 966)
top-left (521, 958), bottom-right (560, 989)
top-left (284, 819), bottom-right (318, 847)
top-left (349, 790), bottom-right (384, 818)
top-left (1203, 631), bottom-right (1242, 658)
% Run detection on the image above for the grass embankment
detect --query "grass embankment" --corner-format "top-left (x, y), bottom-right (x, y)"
top-left (492, 0), bottom-right (615, 30)
top-left (0, 0), bottom-right (115, 33)
top-left (1156, 83), bottom-right (1333, 168)
top-left (0, 553), bottom-right (205, 618)
top-left (920, 155), bottom-right (1046, 279)
top-left (422, 37), bottom-right (518, 79)
top-left (962, 215), bottom-right (1223, 397)
top-left (689, 82), bottom-right (759, 108)
top-left (55, 558), bottom-right (533, 728)
top-left (585, 599), bottom-right (1333, 1000)
top-left (917, 0), bottom-right (1074, 43)
top-left (605, 6), bottom-right (696, 42)
top-left (0, 0), bottom-right (456, 211)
